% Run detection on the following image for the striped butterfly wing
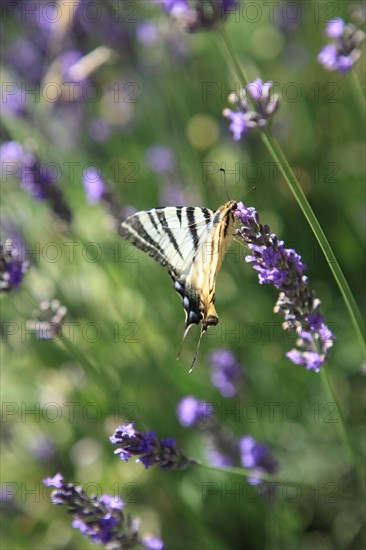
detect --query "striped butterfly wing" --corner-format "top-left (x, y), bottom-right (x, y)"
top-left (119, 201), bottom-right (237, 366)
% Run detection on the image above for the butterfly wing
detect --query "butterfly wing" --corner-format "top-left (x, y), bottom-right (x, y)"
top-left (119, 201), bottom-right (236, 333)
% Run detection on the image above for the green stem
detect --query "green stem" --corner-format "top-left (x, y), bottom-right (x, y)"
top-left (320, 368), bottom-right (364, 496)
top-left (59, 333), bottom-right (101, 375)
top-left (197, 462), bottom-right (278, 482)
top-left (197, 463), bottom-right (356, 500)
top-left (350, 69), bottom-right (366, 117)
top-left (261, 130), bottom-right (365, 350)
top-left (219, 26), bottom-right (365, 350)
top-left (219, 25), bottom-right (250, 85)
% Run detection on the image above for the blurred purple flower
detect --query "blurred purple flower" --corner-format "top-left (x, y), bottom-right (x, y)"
top-left (223, 111), bottom-right (252, 141)
top-left (235, 202), bottom-right (335, 372)
top-left (43, 473), bottom-right (161, 548)
top-left (177, 396), bottom-right (278, 482)
top-left (209, 349), bottom-right (243, 397)
top-left (275, 2), bottom-right (301, 34)
top-left (160, 184), bottom-right (188, 206)
top-left (143, 536), bottom-right (164, 550)
top-left (26, 299), bottom-right (68, 340)
top-left (157, 0), bottom-right (240, 31)
top-left (29, 434), bottom-right (56, 462)
top-left (110, 423), bottom-right (196, 471)
top-left (240, 436), bottom-right (278, 484)
top-left (0, 140), bottom-right (24, 163)
top-left (318, 19), bottom-right (364, 73)
top-left (177, 396), bottom-right (206, 427)
top-left (7, 147), bottom-right (73, 223)
top-left (137, 21), bottom-right (159, 46)
top-left (146, 146), bottom-right (176, 173)
top-left (206, 448), bottom-right (234, 467)
top-left (122, 205), bottom-right (138, 219)
top-left (0, 240), bottom-right (29, 292)
top-left (83, 167), bottom-right (106, 204)
top-left (223, 80), bottom-right (280, 141)
top-left (326, 18), bottom-right (345, 38)
top-left (88, 118), bottom-right (111, 142)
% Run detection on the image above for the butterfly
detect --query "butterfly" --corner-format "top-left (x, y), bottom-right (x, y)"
top-left (119, 200), bottom-right (238, 370)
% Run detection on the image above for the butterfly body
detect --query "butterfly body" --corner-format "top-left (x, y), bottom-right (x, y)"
top-left (119, 200), bottom-right (237, 362)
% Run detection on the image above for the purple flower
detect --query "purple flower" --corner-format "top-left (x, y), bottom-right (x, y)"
top-left (157, 0), bottom-right (240, 31)
top-left (146, 146), bottom-right (176, 173)
top-left (318, 19), bottom-right (364, 73)
top-left (209, 349), bottom-right (243, 397)
top-left (235, 202), bottom-right (335, 372)
top-left (110, 423), bottom-right (196, 471)
top-left (160, 184), bottom-right (188, 206)
top-left (88, 118), bottom-right (111, 142)
top-left (326, 18), bottom-right (345, 38)
top-left (222, 110), bottom-right (251, 141)
top-left (240, 436), bottom-right (278, 484)
top-left (223, 81), bottom-right (280, 141)
top-left (43, 473), bottom-right (161, 549)
top-left (26, 299), bottom-right (67, 340)
top-left (177, 396), bottom-right (205, 426)
top-left (137, 21), bottom-right (159, 46)
top-left (0, 240), bottom-right (29, 292)
top-left (143, 535), bottom-right (164, 550)
top-left (83, 167), bottom-right (106, 204)
top-left (11, 149), bottom-right (73, 223)
top-left (206, 448), bottom-right (234, 467)
top-left (43, 473), bottom-right (64, 488)
top-left (29, 434), bottom-right (56, 462)
top-left (158, 0), bottom-right (190, 14)
top-left (0, 140), bottom-right (25, 163)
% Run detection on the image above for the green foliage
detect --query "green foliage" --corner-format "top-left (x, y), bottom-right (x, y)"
top-left (1, 1), bottom-right (365, 549)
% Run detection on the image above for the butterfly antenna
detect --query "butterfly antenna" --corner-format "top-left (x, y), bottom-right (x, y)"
top-left (188, 326), bottom-right (206, 373)
top-left (219, 168), bottom-right (231, 201)
top-left (242, 186), bottom-right (256, 198)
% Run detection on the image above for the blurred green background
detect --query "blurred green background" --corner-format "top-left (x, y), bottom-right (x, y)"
top-left (1, 1), bottom-right (365, 549)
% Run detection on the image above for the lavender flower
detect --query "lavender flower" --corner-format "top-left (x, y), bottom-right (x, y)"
top-left (20, 150), bottom-right (72, 223)
top-left (177, 396), bottom-right (207, 426)
top-left (318, 18), bottom-right (365, 73)
top-left (0, 240), bottom-right (29, 292)
top-left (26, 299), bottom-right (67, 340)
top-left (160, 184), bottom-right (188, 206)
top-left (209, 349), bottom-right (243, 397)
top-left (177, 397), bottom-right (278, 482)
top-left (223, 80), bottom-right (280, 141)
top-left (235, 202), bottom-right (335, 372)
top-left (83, 167), bottom-right (106, 204)
top-left (240, 436), bottom-right (278, 484)
top-left (136, 21), bottom-right (160, 46)
top-left (157, 0), bottom-right (240, 31)
top-left (43, 473), bottom-right (163, 549)
top-left (110, 423), bottom-right (196, 471)
top-left (146, 146), bottom-right (176, 173)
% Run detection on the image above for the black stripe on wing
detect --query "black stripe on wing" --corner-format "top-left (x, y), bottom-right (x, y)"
top-left (147, 211), bottom-right (161, 236)
top-left (186, 207), bottom-right (199, 250)
top-left (156, 210), bottom-right (184, 260)
top-left (119, 218), bottom-right (169, 267)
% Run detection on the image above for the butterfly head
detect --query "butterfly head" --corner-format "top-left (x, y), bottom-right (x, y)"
top-left (203, 315), bottom-right (218, 332)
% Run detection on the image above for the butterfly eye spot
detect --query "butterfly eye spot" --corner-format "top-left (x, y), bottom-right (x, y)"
top-left (183, 296), bottom-right (190, 310)
top-left (174, 281), bottom-right (184, 295)
top-left (188, 311), bottom-right (201, 324)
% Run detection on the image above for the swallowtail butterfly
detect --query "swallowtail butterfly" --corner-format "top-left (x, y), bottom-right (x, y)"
top-left (119, 200), bottom-right (237, 370)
